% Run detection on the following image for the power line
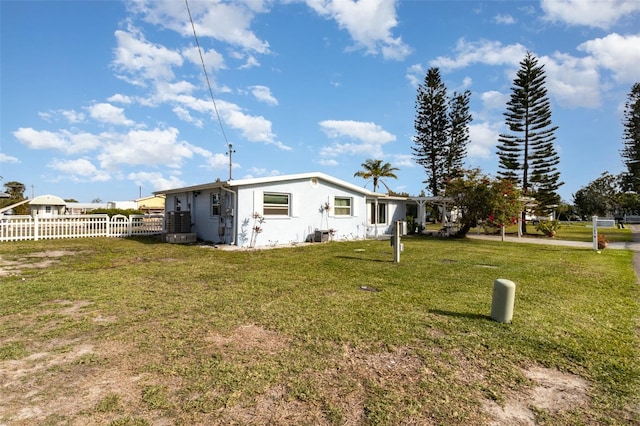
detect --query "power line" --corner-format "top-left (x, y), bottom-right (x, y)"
top-left (185, 0), bottom-right (234, 179)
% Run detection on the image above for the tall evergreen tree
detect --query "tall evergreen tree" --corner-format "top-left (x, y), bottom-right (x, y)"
top-left (621, 83), bottom-right (640, 192)
top-left (413, 68), bottom-right (472, 196)
top-left (496, 52), bottom-right (562, 228)
top-left (446, 90), bottom-right (472, 179)
top-left (413, 68), bottom-right (448, 196)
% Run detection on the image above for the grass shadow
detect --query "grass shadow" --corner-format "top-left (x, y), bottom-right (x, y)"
top-left (429, 309), bottom-right (492, 321)
top-left (334, 255), bottom-right (393, 263)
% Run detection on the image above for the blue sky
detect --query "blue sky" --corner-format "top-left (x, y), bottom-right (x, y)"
top-left (1, 0), bottom-right (639, 203)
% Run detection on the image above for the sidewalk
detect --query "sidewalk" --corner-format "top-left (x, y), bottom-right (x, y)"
top-left (465, 224), bottom-right (640, 252)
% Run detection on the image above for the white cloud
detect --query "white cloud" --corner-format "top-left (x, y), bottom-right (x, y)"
top-left (250, 85), bottom-right (278, 105)
top-left (238, 54), bottom-right (260, 70)
top-left (319, 120), bottom-right (396, 144)
top-left (13, 128), bottom-right (102, 154)
top-left (468, 121), bottom-right (502, 159)
top-left (318, 158), bottom-right (339, 166)
top-left (182, 45), bottom-right (225, 73)
top-left (38, 109), bottom-right (85, 123)
top-left (305, 0), bottom-right (411, 60)
top-left (204, 153), bottom-right (232, 170)
top-left (173, 106), bottom-right (203, 127)
top-left (47, 158), bottom-right (111, 182)
top-left (430, 39), bottom-right (527, 71)
top-left (540, 0), bottom-right (640, 29)
top-left (112, 26), bottom-right (183, 85)
top-left (0, 153), bottom-right (19, 163)
top-left (319, 120), bottom-right (396, 159)
top-left (128, 0), bottom-right (270, 54)
top-left (480, 90), bottom-right (510, 111)
top-left (217, 99), bottom-right (290, 149)
top-left (429, 38), bottom-right (608, 109)
top-left (494, 14), bottom-right (515, 25)
top-left (97, 127), bottom-right (194, 170)
top-left (578, 33), bottom-right (640, 83)
top-left (406, 63), bottom-right (424, 87)
top-left (542, 53), bottom-right (601, 108)
top-left (128, 171), bottom-right (186, 192)
top-left (61, 109), bottom-right (85, 123)
top-left (391, 154), bottom-right (415, 168)
top-left (88, 103), bottom-right (134, 126)
top-left (107, 94), bottom-right (133, 104)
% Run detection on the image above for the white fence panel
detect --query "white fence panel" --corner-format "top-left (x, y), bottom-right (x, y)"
top-left (0, 214), bottom-right (164, 242)
top-left (0, 215), bottom-right (34, 241)
top-left (109, 214), bottom-right (130, 237)
top-left (130, 214), bottom-right (164, 236)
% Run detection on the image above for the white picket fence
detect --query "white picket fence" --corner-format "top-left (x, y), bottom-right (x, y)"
top-left (0, 214), bottom-right (164, 242)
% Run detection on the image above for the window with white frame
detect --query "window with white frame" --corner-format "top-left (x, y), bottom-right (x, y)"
top-left (211, 193), bottom-right (221, 216)
top-left (370, 202), bottom-right (387, 224)
top-left (263, 192), bottom-right (290, 216)
top-left (334, 197), bottom-right (352, 216)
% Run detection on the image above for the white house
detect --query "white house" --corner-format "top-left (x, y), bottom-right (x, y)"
top-left (28, 195), bottom-right (67, 217)
top-left (154, 172), bottom-right (408, 247)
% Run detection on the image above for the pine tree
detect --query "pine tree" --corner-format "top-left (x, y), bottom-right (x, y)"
top-left (497, 52), bottom-right (563, 227)
top-left (446, 90), bottom-right (472, 179)
top-left (621, 83), bottom-right (640, 192)
top-left (413, 68), bottom-right (472, 196)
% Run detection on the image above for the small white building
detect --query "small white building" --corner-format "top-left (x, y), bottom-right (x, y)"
top-left (154, 172), bottom-right (407, 247)
top-left (29, 195), bottom-right (67, 217)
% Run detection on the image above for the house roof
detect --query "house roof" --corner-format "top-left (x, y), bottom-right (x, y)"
top-left (30, 194), bottom-right (66, 206)
top-left (154, 172), bottom-right (392, 198)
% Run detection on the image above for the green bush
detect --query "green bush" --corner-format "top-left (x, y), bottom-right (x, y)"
top-left (535, 220), bottom-right (561, 237)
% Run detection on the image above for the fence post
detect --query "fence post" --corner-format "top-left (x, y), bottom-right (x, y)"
top-left (34, 215), bottom-right (39, 241)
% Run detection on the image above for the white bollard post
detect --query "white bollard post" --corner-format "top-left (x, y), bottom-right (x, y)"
top-left (491, 279), bottom-right (516, 323)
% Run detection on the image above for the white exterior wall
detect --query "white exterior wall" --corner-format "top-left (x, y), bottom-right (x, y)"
top-left (190, 189), bottom-right (234, 244)
top-left (235, 178), bottom-right (369, 247)
top-left (365, 199), bottom-right (407, 236)
top-left (30, 205), bottom-right (65, 217)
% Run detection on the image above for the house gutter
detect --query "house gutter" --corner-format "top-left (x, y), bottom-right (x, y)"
top-left (220, 186), bottom-right (237, 245)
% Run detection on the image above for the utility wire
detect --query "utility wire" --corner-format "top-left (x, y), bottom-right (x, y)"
top-left (185, 0), bottom-right (230, 150)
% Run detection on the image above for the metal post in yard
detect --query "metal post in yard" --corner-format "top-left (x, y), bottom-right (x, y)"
top-left (592, 215), bottom-right (598, 251)
top-left (393, 220), bottom-right (402, 263)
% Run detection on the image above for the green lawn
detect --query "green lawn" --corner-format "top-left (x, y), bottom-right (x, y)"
top-left (0, 236), bottom-right (638, 425)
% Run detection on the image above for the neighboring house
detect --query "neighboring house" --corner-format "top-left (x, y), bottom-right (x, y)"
top-left (136, 194), bottom-right (165, 215)
top-left (107, 200), bottom-right (137, 210)
top-left (66, 202), bottom-right (108, 214)
top-left (28, 195), bottom-right (67, 217)
top-left (154, 172), bottom-right (407, 247)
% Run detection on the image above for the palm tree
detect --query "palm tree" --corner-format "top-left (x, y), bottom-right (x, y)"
top-left (353, 159), bottom-right (399, 193)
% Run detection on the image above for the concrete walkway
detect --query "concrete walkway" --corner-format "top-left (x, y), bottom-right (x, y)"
top-left (466, 224), bottom-right (640, 252)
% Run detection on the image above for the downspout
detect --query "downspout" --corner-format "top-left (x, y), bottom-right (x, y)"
top-left (220, 186), bottom-right (237, 245)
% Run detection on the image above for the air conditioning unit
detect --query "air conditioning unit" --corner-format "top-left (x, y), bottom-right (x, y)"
top-left (165, 211), bottom-right (191, 233)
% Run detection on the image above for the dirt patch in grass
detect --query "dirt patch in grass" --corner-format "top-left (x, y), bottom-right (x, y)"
top-left (207, 324), bottom-right (291, 354)
top-left (482, 366), bottom-right (590, 425)
top-left (0, 250), bottom-right (77, 277)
